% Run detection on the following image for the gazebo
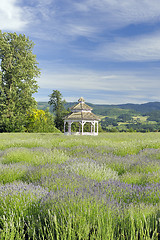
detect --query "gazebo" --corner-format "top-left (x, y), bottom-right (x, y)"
top-left (64, 97), bottom-right (100, 135)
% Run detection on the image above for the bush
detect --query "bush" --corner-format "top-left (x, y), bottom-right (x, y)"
top-left (25, 108), bottom-right (60, 133)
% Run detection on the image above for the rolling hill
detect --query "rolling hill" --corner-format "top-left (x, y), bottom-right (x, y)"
top-left (37, 101), bottom-right (160, 116)
top-left (37, 101), bottom-right (160, 132)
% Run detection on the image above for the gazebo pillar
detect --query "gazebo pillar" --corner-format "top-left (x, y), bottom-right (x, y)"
top-left (82, 121), bottom-right (84, 135)
top-left (91, 123), bottom-right (93, 133)
top-left (68, 121), bottom-right (72, 135)
top-left (93, 121), bottom-right (95, 134)
top-left (79, 123), bottom-right (81, 134)
top-left (81, 121), bottom-right (86, 135)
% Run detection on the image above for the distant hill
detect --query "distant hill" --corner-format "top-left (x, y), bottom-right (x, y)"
top-left (37, 101), bottom-right (160, 116)
top-left (117, 102), bottom-right (160, 114)
top-left (37, 101), bottom-right (160, 132)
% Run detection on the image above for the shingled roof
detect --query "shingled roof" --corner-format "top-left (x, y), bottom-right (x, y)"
top-left (70, 97), bottom-right (92, 111)
top-left (65, 111), bottom-right (99, 121)
top-left (64, 97), bottom-right (99, 121)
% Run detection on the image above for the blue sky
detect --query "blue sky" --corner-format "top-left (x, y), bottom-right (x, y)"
top-left (1, 0), bottom-right (160, 104)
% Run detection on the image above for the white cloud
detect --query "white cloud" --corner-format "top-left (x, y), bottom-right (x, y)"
top-left (0, 0), bottom-right (28, 31)
top-left (28, 0), bottom-right (160, 61)
top-left (88, 31), bottom-right (160, 62)
top-left (35, 67), bottom-right (160, 104)
top-left (8, 0), bottom-right (159, 47)
top-left (38, 67), bottom-right (160, 92)
top-left (65, 24), bottom-right (96, 38)
top-left (73, 0), bottom-right (160, 30)
top-left (2, 0), bottom-right (160, 39)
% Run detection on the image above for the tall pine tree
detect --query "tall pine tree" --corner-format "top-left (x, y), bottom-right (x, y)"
top-left (0, 32), bottom-right (40, 132)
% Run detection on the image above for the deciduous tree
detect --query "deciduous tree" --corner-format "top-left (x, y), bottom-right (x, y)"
top-left (0, 31), bottom-right (40, 132)
top-left (25, 108), bottom-right (60, 133)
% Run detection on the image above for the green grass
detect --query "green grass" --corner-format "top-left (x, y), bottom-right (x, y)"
top-left (1, 148), bottom-right (68, 166)
top-left (65, 161), bottom-right (118, 181)
top-left (0, 132), bottom-right (160, 239)
top-left (0, 164), bottom-right (27, 184)
top-left (0, 132), bottom-right (160, 152)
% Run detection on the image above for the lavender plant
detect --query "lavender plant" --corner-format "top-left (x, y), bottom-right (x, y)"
top-left (0, 132), bottom-right (160, 239)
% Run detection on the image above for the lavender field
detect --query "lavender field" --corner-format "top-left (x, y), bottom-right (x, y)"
top-left (0, 132), bottom-right (160, 239)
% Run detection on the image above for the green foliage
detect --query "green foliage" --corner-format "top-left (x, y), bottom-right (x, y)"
top-left (67, 161), bottom-right (118, 181)
top-left (37, 101), bottom-right (51, 111)
top-left (25, 108), bottom-right (60, 133)
top-left (0, 164), bottom-right (27, 184)
top-left (48, 90), bottom-right (67, 131)
top-left (147, 110), bottom-right (160, 122)
top-left (0, 133), bottom-right (160, 239)
top-left (117, 113), bottom-right (133, 122)
top-left (0, 31), bottom-right (40, 132)
top-left (126, 123), bottom-right (160, 133)
top-left (93, 106), bottom-right (135, 117)
top-left (2, 148), bottom-right (68, 166)
top-left (101, 116), bottom-right (160, 133)
top-left (101, 117), bottom-right (118, 130)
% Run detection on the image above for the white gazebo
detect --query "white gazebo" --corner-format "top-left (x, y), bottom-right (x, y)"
top-left (64, 97), bottom-right (100, 135)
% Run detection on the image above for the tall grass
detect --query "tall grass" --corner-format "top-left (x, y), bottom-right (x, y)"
top-left (0, 132), bottom-right (160, 239)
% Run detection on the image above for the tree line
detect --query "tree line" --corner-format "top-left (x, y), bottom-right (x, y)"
top-left (1, 31), bottom-right (160, 133)
top-left (0, 31), bottom-right (65, 133)
top-left (100, 114), bottom-right (160, 132)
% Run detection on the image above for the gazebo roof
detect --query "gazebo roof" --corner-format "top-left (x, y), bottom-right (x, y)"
top-left (70, 97), bottom-right (93, 111)
top-left (64, 111), bottom-right (100, 121)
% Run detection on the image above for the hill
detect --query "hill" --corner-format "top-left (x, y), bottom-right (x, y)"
top-left (37, 101), bottom-right (160, 116)
top-left (117, 102), bottom-right (160, 114)
top-left (37, 101), bottom-right (160, 132)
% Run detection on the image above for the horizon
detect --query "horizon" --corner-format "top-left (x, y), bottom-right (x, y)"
top-left (1, 0), bottom-right (160, 104)
top-left (38, 99), bottom-right (160, 106)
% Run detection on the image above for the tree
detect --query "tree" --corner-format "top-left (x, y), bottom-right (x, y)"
top-left (0, 31), bottom-right (40, 132)
top-left (117, 114), bottom-right (132, 122)
top-left (48, 90), bottom-right (66, 131)
top-left (25, 108), bottom-right (60, 133)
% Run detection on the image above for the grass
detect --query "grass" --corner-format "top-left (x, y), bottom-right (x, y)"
top-left (0, 132), bottom-right (160, 239)
top-left (1, 148), bottom-right (68, 165)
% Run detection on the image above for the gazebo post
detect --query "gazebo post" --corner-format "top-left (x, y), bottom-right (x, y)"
top-left (79, 122), bottom-right (81, 135)
top-left (82, 121), bottom-right (84, 135)
top-left (93, 121), bottom-right (95, 135)
top-left (91, 122), bottom-right (93, 134)
top-left (68, 121), bottom-right (72, 135)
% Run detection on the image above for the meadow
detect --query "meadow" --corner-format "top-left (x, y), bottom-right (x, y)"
top-left (0, 132), bottom-right (160, 239)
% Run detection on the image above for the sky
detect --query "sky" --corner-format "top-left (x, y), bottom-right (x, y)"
top-left (1, 0), bottom-right (160, 104)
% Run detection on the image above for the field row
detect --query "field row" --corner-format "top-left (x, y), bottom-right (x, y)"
top-left (0, 133), bottom-right (160, 239)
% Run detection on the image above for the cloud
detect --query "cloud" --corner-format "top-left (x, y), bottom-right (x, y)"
top-left (73, 0), bottom-right (160, 30)
top-left (92, 31), bottom-right (160, 61)
top-left (64, 24), bottom-right (97, 38)
top-left (38, 64), bottom-right (160, 92)
top-left (0, 0), bottom-right (28, 31)
top-left (26, 0), bottom-right (160, 63)
top-left (5, 0), bottom-right (158, 49)
top-left (35, 66), bottom-right (160, 104)
top-left (2, 0), bottom-right (160, 39)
